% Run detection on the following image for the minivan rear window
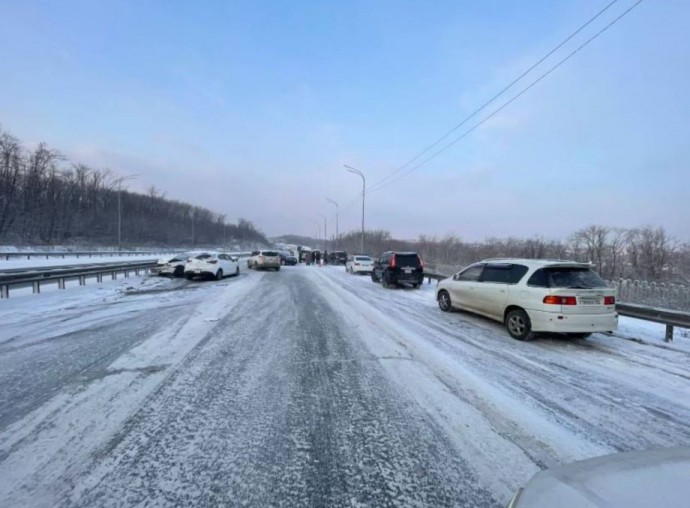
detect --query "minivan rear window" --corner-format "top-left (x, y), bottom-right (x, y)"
top-left (355, 256), bottom-right (371, 261)
top-left (262, 251), bottom-right (279, 257)
top-left (528, 267), bottom-right (607, 288)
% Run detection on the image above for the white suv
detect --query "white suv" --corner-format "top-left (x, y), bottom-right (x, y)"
top-left (248, 250), bottom-right (281, 271)
top-left (436, 259), bottom-right (617, 340)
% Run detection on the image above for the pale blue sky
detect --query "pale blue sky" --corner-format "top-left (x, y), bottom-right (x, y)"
top-left (1, 0), bottom-right (688, 241)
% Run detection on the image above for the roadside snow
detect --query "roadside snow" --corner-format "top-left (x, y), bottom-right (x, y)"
top-left (0, 254), bottom-right (160, 270)
top-left (616, 316), bottom-right (690, 353)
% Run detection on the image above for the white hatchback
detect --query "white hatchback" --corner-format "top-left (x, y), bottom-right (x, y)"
top-left (154, 253), bottom-right (190, 277)
top-left (184, 252), bottom-right (240, 280)
top-left (436, 259), bottom-right (617, 340)
top-left (346, 255), bottom-right (374, 274)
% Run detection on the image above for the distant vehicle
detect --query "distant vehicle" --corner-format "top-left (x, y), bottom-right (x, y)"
top-left (507, 446), bottom-right (690, 508)
top-left (184, 252), bottom-right (240, 280)
top-left (279, 250), bottom-right (298, 266)
top-left (246, 251), bottom-right (261, 268)
top-left (328, 251), bottom-right (348, 265)
top-left (371, 251), bottom-right (424, 289)
top-left (154, 253), bottom-right (190, 277)
top-left (436, 259), bottom-right (617, 340)
top-left (250, 250), bottom-right (281, 271)
top-left (346, 255), bottom-right (374, 274)
top-left (298, 247), bottom-right (312, 263)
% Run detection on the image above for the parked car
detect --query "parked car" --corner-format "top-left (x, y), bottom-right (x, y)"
top-left (184, 252), bottom-right (240, 280)
top-left (346, 255), bottom-right (374, 274)
top-left (154, 253), bottom-right (190, 277)
top-left (371, 251), bottom-right (424, 288)
top-left (250, 250), bottom-right (281, 271)
top-left (247, 250), bottom-right (261, 269)
top-left (435, 259), bottom-right (617, 340)
top-left (507, 446), bottom-right (690, 508)
top-left (279, 250), bottom-right (298, 266)
top-left (328, 251), bottom-right (348, 265)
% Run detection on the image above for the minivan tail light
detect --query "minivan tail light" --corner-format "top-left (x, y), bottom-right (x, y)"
top-left (390, 255), bottom-right (396, 268)
top-left (543, 295), bottom-right (577, 305)
top-left (604, 296), bottom-right (615, 305)
top-left (418, 257), bottom-right (424, 269)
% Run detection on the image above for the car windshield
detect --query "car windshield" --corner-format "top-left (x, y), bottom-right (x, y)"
top-left (547, 267), bottom-right (608, 288)
top-left (195, 254), bottom-right (213, 260)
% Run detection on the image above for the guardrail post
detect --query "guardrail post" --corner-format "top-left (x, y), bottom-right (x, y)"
top-left (665, 325), bottom-right (674, 342)
top-left (1, 285), bottom-right (8, 298)
top-left (135, 268), bottom-right (140, 276)
top-left (32, 281), bottom-right (40, 294)
top-left (79, 275), bottom-right (86, 286)
top-left (112, 272), bottom-right (117, 280)
top-left (58, 277), bottom-right (66, 290)
top-left (97, 273), bottom-right (103, 283)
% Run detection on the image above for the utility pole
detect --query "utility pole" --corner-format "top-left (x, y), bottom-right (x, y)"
top-left (344, 164), bottom-right (365, 253)
top-left (318, 213), bottom-right (327, 253)
top-left (114, 174), bottom-right (138, 251)
top-left (326, 197), bottom-right (338, 249)
top-left (191, 208), bottom-right (195, 247)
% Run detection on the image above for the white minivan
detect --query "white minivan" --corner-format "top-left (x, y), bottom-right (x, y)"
top-left (436, 259), bottom-right (617, 340)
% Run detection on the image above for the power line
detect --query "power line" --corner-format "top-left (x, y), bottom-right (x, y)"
top-left (372, 0), bottom-right (647, 192)
top-left (367, 0), bottom-right (622, 193)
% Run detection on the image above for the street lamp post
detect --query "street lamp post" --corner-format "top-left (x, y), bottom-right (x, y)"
top-left (114, 174), bottom-right (139, 251)
top-left (318, 213), bottom-right (327, 253)
top-left (344, 164), bottom-right (365, 254)
top-left (326, 197), bottom-right (338, 249)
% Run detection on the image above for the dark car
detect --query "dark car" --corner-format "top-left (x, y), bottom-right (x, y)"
top-left (371, 251), bottom-right (424, 289)
top-left (279, 250), bottom-right (298, 265)
top-left (328, 251), bottom-right (348, 265)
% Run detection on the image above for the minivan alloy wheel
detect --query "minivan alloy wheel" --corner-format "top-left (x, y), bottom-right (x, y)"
top-left (505, 309), bottom-right (532, 340)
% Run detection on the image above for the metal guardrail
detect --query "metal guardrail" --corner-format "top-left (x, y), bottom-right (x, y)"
top-left (0, 261), bottom-right (157, 298)
top-left (616, 303), bottom-right (690, 343)
top-left (0, 250), bottom-right (181, 261)
top-left (422, 271), bottom-right (689, 342)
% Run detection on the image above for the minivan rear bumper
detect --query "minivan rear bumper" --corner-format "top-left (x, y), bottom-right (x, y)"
top-left (528, 309), bottom-right (618, 333)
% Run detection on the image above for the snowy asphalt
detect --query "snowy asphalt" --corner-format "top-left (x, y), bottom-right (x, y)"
top-left (1, 265), bottom-right (689, 507)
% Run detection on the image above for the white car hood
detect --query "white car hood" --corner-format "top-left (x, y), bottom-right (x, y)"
top-left (513, 447), bottom-right (690, 508)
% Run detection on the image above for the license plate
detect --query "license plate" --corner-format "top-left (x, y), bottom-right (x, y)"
top-left (195, 269), bottom-right (201, 274)
top-left (404, 268), bottom-right (413, 273)
top-left (579, 297), bottom-right (601, 305)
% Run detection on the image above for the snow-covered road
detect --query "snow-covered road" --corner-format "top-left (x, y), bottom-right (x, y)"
top-left (1, 265), bottom-right (689, 507)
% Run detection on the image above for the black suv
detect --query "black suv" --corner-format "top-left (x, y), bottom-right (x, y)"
top-left (328, 251), bottom-right (348, 265)
top-left (371, 251), bottom-right (424, 288)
